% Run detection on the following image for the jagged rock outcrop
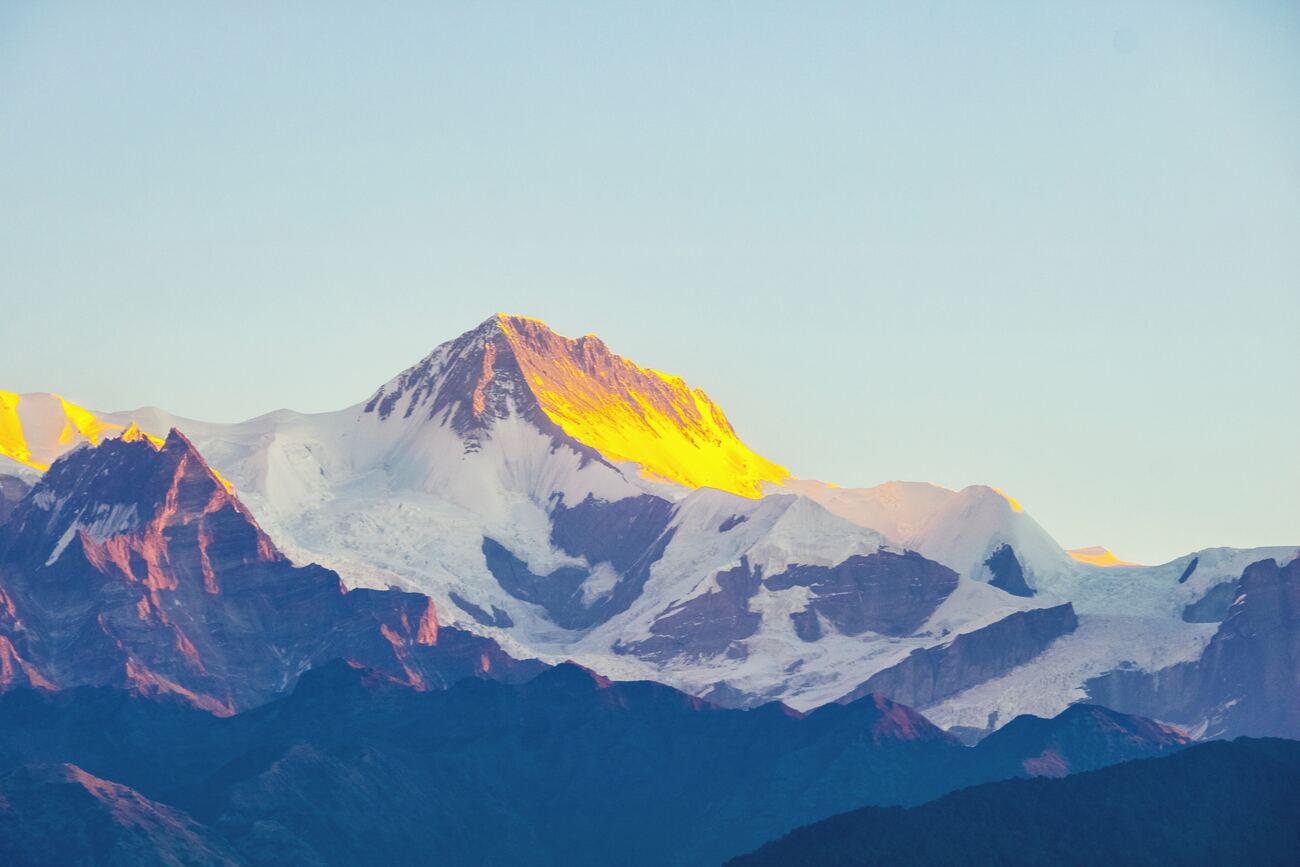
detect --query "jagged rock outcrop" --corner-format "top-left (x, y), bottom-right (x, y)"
top-left (765, 551), bottom-right (959, 637)
top-left (1181, 579), bottom-right (1238, 623)
top-left (836, 603), bottom-right (1078, 708)
top-left (626, 557), bottom-right (766, 662)
top-left (0, 431), bottom-right (539, 712)
top-left (483, 492), bottom-right (679, 629)
top-left (625, 550), bottom-right (963, 665)
top-left (984, 544), bottom-right (1034, 597)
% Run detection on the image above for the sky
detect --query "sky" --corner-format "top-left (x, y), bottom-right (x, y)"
top-left (2, 1), bottom-right (1297, 563)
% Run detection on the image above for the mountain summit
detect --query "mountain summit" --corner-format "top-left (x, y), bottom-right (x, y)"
top-left (364, 314), bottom-right (789, 497)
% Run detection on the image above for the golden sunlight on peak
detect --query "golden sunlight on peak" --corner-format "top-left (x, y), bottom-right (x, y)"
top-left (495, 317), bottom-right (789, 497)
top-left (120, 422), bottom-right (166, 450)
top-left (58, 397), bottom-right (120, 447)
top-left (0, 391), bottom-right (47, 471)
top-left (0, 392), bottom-right (171, 474)
top-left (209, 466), bottom-right (237, 495)
top-left (989, 486), bottom-right (1025, 513)
top-left (495, 312), bottom-right (550, 328)
top-left (1067, 546), bottom-right (1142, 568)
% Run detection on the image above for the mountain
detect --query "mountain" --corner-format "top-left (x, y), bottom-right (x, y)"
top-left (727, 737), bottom-right (1300, 867)
top-left (913, 543), bottom-right (1299, 738)
top-left (0, 428), bottom-right (540, 712)
top-left (2, 314), bottom-right (1295, 730)
top-left (0, 659), bottom-right (1192, 867)
top-left (970, 702), bottom-right (1189, 776)
top-left (0, 764), bottom-right (241, 867)
top-left (1086, 555), bottom-right (1300, 738)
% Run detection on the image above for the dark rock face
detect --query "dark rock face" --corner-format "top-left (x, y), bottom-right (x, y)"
top-left (1177, 555), bottom-right (1200, 584)
top-left (0, 432), bottom-right (540, 713)
top-left (626, 557), bottom-right (765, 662)
top-left (718, 514), bottom-right (747, 532)
top-left (765, 551), bottom-right (959, 637)
top-left (790, 608), bottom-right (823, 642)
top-left (484, 493), bottom-right (676, 630)
top-left (448, 591), bottom-right (513, 628)
top-left (0, 474), bottom-right (30, 527)
top-left (1181, 580), bottom-right (1239, 623)
top-left (550, 493), bottom-right (675, 572)
top-left (482, 536), bottom-right (591, 628)
top-left (624, 550), bottom-right (963, 664)
top-left (984, 544), bottom-right (1034, 597)
top-left (836, 604), bottom-right (1079, 708)
top-left (1087, 557), bottom-right (1300, 739)
top-left (728, 738), bottom-right (1300, 867)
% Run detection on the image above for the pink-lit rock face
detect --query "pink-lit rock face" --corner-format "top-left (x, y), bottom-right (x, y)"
top-left (0, 430), bottom-right (539, 713)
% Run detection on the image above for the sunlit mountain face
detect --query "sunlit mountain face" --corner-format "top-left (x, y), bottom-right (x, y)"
top-left (500, 314), bottom-right (791, 496)
top-left (0, 391), bottom-right (148, 472)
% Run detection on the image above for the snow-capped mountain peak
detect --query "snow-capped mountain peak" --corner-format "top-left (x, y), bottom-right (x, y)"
top-left (363, 314), bottom-right (790, 497)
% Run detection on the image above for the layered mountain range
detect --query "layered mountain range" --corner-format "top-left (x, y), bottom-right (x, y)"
top-left (2, 313), bottom-right (1295, 738)
top-left (0, 658), bottom-right (1190, 866)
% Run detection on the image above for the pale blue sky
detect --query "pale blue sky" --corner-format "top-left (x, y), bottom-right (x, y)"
top-left (2, 2), bottom-right (1297, 562)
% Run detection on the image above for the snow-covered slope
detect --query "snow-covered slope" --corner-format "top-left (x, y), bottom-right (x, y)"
top-left (1066, 545), bottom-right (1141, 567)
top-left (3, 313), bottom-right (1294, 722)
top-left (0, 391), bottom-right (147, 478)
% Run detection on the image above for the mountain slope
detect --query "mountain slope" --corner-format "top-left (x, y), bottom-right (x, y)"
top-left (0, 763), bottom-right (242, 867)
top-left (728, 738), bottom-right (1300, 867)
top-left (971, 703), bottom-right (1189, 777)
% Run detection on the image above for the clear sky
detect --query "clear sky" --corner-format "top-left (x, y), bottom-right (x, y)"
top-left (2, 2), bottom-right (1297, 563)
